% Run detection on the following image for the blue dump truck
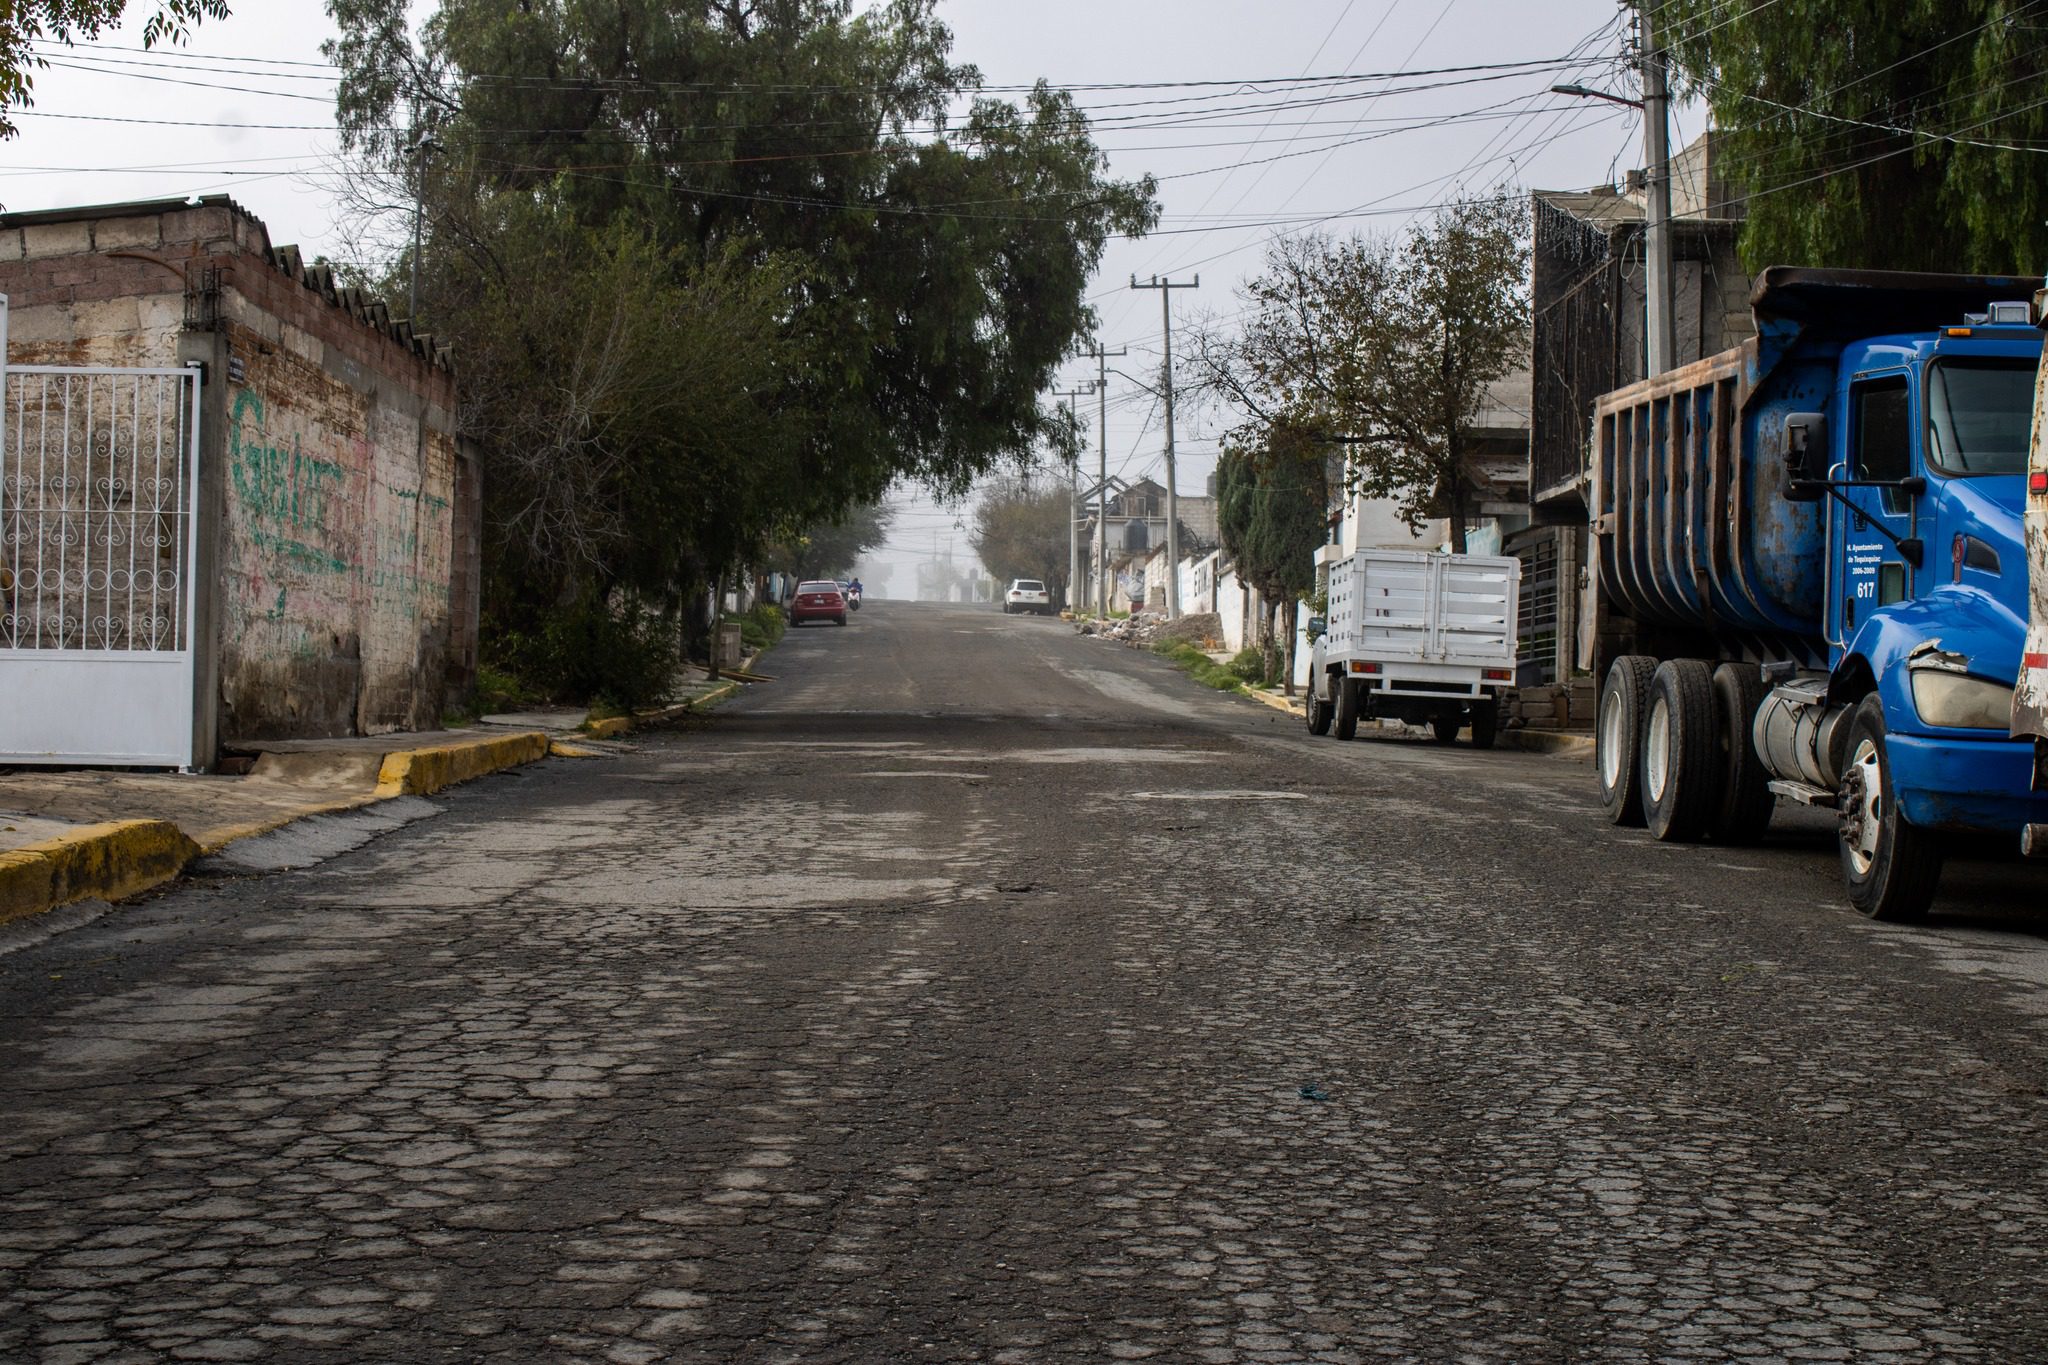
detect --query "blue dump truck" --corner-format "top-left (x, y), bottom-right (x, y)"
top-left (1588, 267), bottom-right (2048, 920)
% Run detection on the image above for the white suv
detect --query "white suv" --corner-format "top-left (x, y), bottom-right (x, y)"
top-left (1003, 579), bottom-right (1053, 615)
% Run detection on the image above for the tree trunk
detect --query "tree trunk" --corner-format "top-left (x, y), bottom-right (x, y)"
top-left (1282, 596), bottom-right (1298, 697)
top-left (1445, 469), bottom-right (1468, 554)
top-left (707, 572), bottom-right (724, 681)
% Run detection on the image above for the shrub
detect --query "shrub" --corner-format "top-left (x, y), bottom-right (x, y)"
top-left (1151, 640), bottom-right (1244, 692)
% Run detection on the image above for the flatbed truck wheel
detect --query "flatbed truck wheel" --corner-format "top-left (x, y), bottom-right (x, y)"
top-left (1839, 694), bottom-right (1943, 921)
top-left (1333, 676), bottom-right (1361, 742)
top-left (1640, 659), bottom-right (1719, 842)
top-left (1709, 662), bottom-right (1774, 844)
top-left (1469, 699), bottom-right (1498, 750)
top-left (1597, 655), bottom-right (1659, 826)
top-left (1306, 672), bottom-right (1333, 736)
top-left (1430, 715), bottom-right (1459, 744)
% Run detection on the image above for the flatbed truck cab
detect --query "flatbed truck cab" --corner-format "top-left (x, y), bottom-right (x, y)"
top-left (1588, 267), bottom-right (2048, 920)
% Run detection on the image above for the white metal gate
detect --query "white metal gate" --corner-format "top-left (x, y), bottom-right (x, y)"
top-left (0, 298), bottom-right (203, 767)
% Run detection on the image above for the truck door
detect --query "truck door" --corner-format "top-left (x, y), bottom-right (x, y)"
top-left (1832, 374), bottom-right (1918, 647)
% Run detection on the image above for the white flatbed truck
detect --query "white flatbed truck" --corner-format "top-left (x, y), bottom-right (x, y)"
top-left (1303, 547), bottom-right (1522, 747)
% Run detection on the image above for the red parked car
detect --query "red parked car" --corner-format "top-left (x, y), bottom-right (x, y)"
top-left (789, 579), bottom-right (848, 627)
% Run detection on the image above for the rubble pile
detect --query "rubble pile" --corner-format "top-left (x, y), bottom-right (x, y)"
top-left (1075, 610), bottom-right (1225, 651)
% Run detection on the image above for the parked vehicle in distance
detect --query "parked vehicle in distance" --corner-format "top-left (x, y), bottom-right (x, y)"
top-left (790, 579), bottom-right (848, 627)
top-left (1004, 579), bottom-right (1053, 615)
top-left (1304, 548), bottom-right (1520, 748)
top-left (1586, 266), bottom-right (2048, 922)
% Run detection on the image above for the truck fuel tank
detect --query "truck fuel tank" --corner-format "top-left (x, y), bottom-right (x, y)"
top-left (1754, 676), bottom-right (1854, 790)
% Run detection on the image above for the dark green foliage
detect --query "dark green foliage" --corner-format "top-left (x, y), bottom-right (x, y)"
top-left (1226, 646), bottom-right (1275, 686)
top-left (493, 591), bottom-right (682, 712)
top-left (1655, 0), bottom-right (2048, 272)
top-left (1200, 200), bottom-right (1528, 551)
top-left (1215, 445), bottom-right (1327, 609)
top-left (769, 504), bottom-right (893, 583)
top-left (325, 0), bottom-right (1155, 700)
top-left (0, 0), bottom-right (226, 137)
top-left (731, 604), bottom-right (788, 654)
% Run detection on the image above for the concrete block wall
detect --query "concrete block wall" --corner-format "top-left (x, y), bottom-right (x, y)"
top-left (0, 197), bottom-right (480, 756)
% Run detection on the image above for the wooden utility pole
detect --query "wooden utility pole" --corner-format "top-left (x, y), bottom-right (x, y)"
top-left (1131, 274), bottom-right (1199, 617)
top-left (1092, 343), bottom-right (1126, 617)
top-left (1055, 383), bottom-right (1095, 613)
top-left (1640, 7), bottom-right (1675, 375)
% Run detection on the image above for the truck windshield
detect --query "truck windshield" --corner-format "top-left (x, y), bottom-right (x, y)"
top-left (1924, 357), bottom-right (2036, 476)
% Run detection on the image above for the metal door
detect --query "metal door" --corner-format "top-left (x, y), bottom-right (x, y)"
top-left (0, 302), bottom-right (203, 767)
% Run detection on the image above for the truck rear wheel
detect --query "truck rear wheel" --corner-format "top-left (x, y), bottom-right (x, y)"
top-left (1597, 655), bottom-right (1659, 826)
top-left (1709, 662), bottom-right (1775, 845)
top-left (1333, 676), bottom-right (1360, 742)
top-left (1640, 659), bottom-right (1719, 842)
top-left (1469, 699), bottom-right (1499, 750)
top-left (1306, 672), bottom-right (1333, 736)
top-left (1430, 715), bottom-right (1459, 744)
top-left (1839, 694), bottom-right (1943, 921)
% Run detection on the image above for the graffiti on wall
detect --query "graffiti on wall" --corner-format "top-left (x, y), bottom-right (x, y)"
top-left (224, 382), bottom-right (456, 732)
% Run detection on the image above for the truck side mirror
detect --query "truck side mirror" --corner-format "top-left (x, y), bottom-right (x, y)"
top-left (1782, 412), bottom-right (1827, 500)
top-left (1306, 616), bottom-right (1327, 640)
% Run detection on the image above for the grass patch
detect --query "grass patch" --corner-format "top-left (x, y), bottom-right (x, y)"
top-left (1225, 646), bottom-right (1280, 687)
top-left (727, 602), bottom-right (788, 654)
top-left (1151, 640), bottom-right (1244, 692)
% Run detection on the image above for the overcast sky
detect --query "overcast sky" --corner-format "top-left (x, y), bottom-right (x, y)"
top-left (4, 0), bottom-right (1701, 598)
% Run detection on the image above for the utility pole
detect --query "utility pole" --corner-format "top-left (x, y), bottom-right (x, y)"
top-left (1092, 343), bottom-right (1127, 617)
top-left (1131, 274), bottom-right (1199, 618)
top-left (1640, 7), bottom-right (1675, 375)
top-left (1055, 383), bottom-right (1095, 614)
top-left (407, 131), bottom-right (440, 323)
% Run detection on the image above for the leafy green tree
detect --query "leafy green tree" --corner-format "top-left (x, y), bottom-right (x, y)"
top-left (0, 0), bottom-right (227, 138)
top-left (1196, 199), bottom-right (1527, 553)
top-left (325, 0), bottom-right (1153, 698)
top-left (771, 502), bottom-right (895, 582)
top-left (971, 477), bottom-right (1070, 604)
top-left (1655, 0), bottom-right (2048, 272)
top-left (1215, 439), bottom-right (1327, 689)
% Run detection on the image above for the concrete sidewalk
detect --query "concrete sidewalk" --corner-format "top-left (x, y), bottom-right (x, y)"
top-left (0, 728), bottom-right (550, 927)
top-left (0, 665), bottom-right (757, 929)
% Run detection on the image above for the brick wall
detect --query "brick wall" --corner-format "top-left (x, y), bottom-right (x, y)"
top-left (0, 197), bottom-right (480, 751)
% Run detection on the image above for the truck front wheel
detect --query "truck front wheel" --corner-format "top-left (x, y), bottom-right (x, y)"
top-left (1333, 677), bottom-right (1361, 741)
top-left (1597, 655), bottom-right (1659, 826)
top-left (1838, 694), bottom-right (1943, 921)
top-left (1640, 659), bottom-right (1720, 842)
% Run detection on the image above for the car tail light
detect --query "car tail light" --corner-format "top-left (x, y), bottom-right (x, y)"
top-left (1348, 661), bottom-right (1380, 674)
top-left (1483, 668), bottom-right (1512, 681)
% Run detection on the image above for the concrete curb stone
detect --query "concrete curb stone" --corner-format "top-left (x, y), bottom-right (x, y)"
top-left (0, 729), bottom-right (551, 927)
top-left (0, 820), bottom-right (199, 927)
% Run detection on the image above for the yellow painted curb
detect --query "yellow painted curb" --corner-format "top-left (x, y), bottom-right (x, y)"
top-left (1246, 688), bottom-right (1305, 718)
top-left (581, 716), bottom-right (631, 740)
top-left (687, 681), bottom-right (739, 711)
top-left (550, 740), bottom-right (603, 758)
top-left (0, 820), bottom-right (200, 927)
top-left (375, 731), bottom-right (551, 799)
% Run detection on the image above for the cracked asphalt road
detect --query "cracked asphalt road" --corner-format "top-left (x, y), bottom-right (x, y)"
top-left (5, 599), bottom-right (2048, 1363)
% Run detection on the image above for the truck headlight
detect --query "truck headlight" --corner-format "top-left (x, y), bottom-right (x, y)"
top-left (1909, 671), bottom-right (2013, 729)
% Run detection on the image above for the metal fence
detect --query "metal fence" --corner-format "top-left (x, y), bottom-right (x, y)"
top-left (2, 367), bottom-right (198, 653)
top-left (1516, 531), bottom-right (1561, 686)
